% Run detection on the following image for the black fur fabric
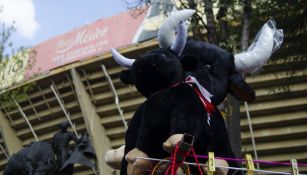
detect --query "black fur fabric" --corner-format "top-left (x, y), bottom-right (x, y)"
top-left (182, 40), bottom-right (255, 104)
top-left (118, 40), bottom-right (253, 175)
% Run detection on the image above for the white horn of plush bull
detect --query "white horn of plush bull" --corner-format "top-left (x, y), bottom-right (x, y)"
top-left (111, 48), bottom-right (135, 68)
top-left (158, 9), bottom-right (195, 50)
top-left (234, 20), bottom-right (284, 74)
top-left (170, 21), bottom-right (188, 55)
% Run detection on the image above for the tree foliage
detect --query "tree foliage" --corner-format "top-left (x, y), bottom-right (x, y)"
top-left (0, 22), bottom-right (16, 61)
top-left (0, 8), bottom-right (36, 108)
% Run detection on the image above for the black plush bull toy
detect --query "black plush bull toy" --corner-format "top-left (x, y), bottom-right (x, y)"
top-left (106, 9), bottom-right (283, 175)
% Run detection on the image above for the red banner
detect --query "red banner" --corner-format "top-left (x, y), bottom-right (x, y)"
top-left (26, 10), bottom-right (147, 78)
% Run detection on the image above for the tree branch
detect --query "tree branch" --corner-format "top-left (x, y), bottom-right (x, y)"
top-left (178, 0), bottom-right (209, 40)
top-left (204, 0), bottom-right (218, 44)
top-left (241, 0), bottom-right (252, 50)
top-left (217, 0), bottom-right (229, 41)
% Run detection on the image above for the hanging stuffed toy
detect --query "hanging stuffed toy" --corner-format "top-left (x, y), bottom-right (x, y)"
top-left (105, 9), bottom-right (283, 175)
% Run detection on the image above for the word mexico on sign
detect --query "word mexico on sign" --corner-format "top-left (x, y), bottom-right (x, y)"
top-left (25, 10), bottom-right (147, 78)
top-left (52, 27), bottom-right (109, 65)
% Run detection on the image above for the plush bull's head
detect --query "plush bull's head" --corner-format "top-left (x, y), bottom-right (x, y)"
top-left (111, 10), bottom-right (197, 98)
top-left (111, 17), bottom-right (193, 98)
top-left (111, 9), bottom-right (282, 103)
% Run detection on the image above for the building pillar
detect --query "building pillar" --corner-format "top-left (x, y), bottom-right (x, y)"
top-left (70, 68), bottom-right (112, 175)
top-left (0, 110), bottom-right (22, 155)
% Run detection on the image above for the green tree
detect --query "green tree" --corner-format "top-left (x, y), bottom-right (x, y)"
top-left (0, 22), bottom-right (16, 61)
top-left (0, 7), bottom-right (35, 108)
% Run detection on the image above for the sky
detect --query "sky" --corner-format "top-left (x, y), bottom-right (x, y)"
top-left (0, 0), bottom-right (128, 49)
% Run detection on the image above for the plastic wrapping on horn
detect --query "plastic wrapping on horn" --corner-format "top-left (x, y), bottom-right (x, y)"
top-left (111, 48), bottom-right (135, 68)
top-left (234, 19), bottom-right (284, 74)
top-left (158, 9), bottom-right (195, 49)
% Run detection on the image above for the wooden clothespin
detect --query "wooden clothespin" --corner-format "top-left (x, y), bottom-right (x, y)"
top-left (207, 152), bottom-right (215, 175)
top-left (291, 159), bottom-right (299, 175)
top-left (245, 154), bottom-right (255, 175)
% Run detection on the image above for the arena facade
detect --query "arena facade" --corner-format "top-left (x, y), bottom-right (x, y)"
top-left (0, 6), bottom-right (307, 175)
